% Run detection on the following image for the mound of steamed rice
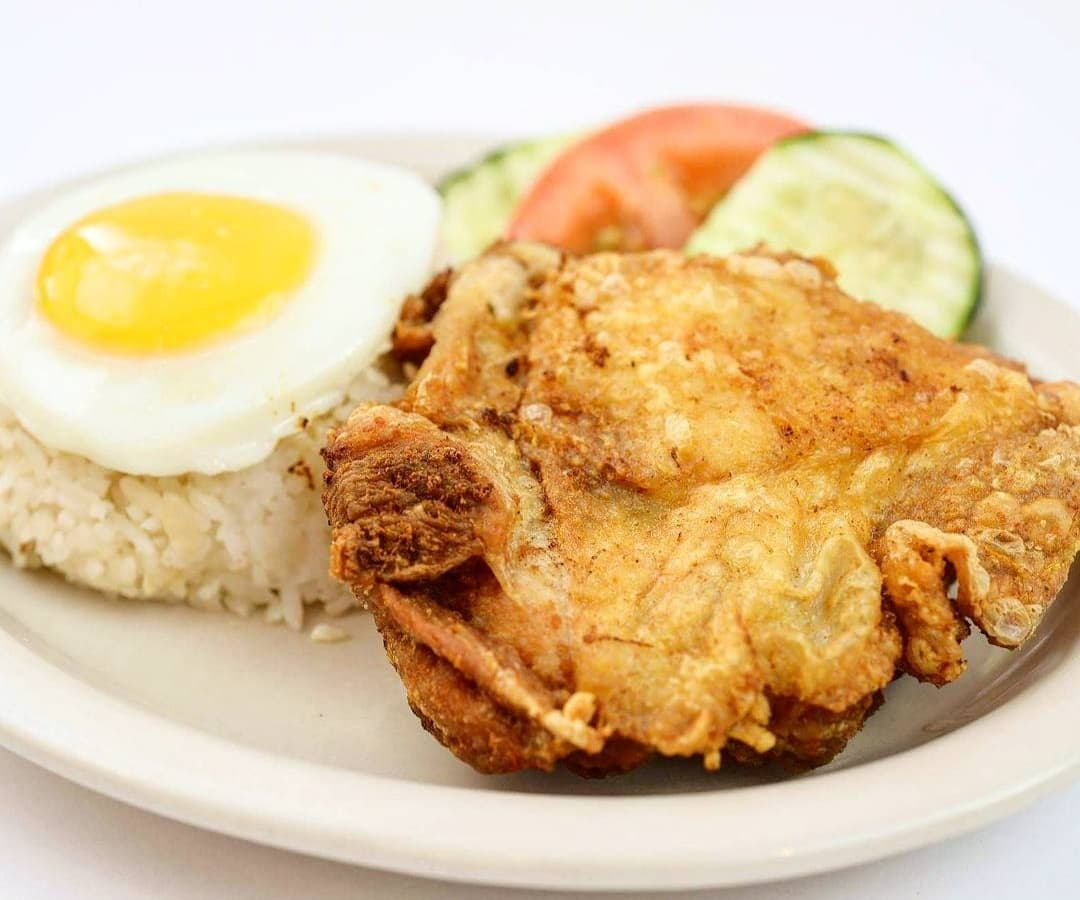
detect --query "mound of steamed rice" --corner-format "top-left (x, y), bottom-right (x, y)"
top-left (0, 364), bottom-right (400, 629)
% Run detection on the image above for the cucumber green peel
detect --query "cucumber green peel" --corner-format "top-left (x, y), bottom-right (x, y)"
top-left (686, 132), bottom-right (982, 338)
top-left (438, 135), bottom-right (574, 264)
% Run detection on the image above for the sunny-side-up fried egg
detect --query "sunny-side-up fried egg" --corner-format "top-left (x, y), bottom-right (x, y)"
top-left (0, 151), bottom-right (440, 475)
top-left (0, 150), bottom-right (441, 629)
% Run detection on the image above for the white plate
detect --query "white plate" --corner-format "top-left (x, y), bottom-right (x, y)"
top-left (0, 136), bottom-right (1078, 892)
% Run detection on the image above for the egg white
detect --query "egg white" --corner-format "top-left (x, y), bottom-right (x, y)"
top-left (0, 151), bottom-right (441, 476)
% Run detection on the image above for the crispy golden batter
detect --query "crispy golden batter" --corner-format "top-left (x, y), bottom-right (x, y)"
top-left (323, 243), bottom-right (1080, 775)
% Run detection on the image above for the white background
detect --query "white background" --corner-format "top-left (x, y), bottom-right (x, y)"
top-left (2, 1), bottom-right (1078, 897)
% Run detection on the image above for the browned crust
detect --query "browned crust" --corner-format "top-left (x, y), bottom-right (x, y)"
top-left (377, 609), bottom-right (569, 774)
top-left (392, 268), bottom-right (452, 365)
top-left (324, 244), bottom-right (1080, 778)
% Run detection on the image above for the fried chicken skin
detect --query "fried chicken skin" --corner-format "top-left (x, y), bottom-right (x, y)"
top-left (323, 243), bottom-right (1080, 775)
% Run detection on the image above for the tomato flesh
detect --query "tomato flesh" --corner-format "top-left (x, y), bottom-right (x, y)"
top-left (507, 104), bottom-right (808, 253)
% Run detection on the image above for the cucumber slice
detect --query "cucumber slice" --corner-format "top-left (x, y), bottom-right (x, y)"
top-left (438, 135), bottom-right (574, 263)
top-left (686, 132), bottom-right (982, 338)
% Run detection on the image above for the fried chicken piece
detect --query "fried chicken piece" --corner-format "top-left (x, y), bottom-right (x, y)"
top-left (324, 243), bottom-right (1080, 775)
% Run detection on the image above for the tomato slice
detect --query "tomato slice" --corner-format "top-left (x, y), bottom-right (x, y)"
top-left (506, 104), bottom-right (808, 253)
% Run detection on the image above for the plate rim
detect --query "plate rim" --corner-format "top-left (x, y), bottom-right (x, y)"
top-left (2, 581), bottom-right (1076, 890)
top-left (1, 137), bottom-right (1079, 891)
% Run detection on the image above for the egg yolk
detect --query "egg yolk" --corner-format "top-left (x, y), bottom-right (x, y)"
top-left (36, 193), bottom-right (316, 354)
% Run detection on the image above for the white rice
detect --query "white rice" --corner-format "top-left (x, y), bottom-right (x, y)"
top-left (310, 623), bottom-right (350, 643)
top-left (0, 364), bottom-right (401, 629)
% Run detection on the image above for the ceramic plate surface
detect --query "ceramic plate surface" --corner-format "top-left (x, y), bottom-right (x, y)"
top-left (0, 136), bottom-right (1078, 891)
